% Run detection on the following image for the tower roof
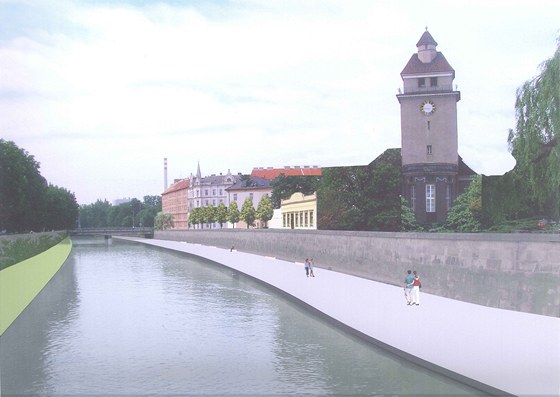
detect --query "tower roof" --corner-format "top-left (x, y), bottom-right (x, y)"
top-left (416, 29), bottom-right (438, 47)
top-left (400, 52), bottom-right (455, 77)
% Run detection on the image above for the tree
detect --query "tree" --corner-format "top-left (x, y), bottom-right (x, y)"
top-left (507, 38), bottom-right (560, 219)
top-left (446, 175), bottom-right (483, 232)
top-left (79, 199), bottom-right (111, 228)
top-left (240, 198), bottom-right (256, 228)
top-left (43, 184), bottom-right (79, 230)
top-left (0, 139), bottom-right (47, 232)
top-left (202, 205), bottom-right (216, 228)
top-left (400, 196), bottom-right (421, 231)
top-left (227, 201), bottom-right (240, 228)
top-left (316, 149), bottom-right (401, 231)
top-left (189, 207), bottom-right (202, 228)
top-left (271, 174), bottom-right (321, 209)
top-left (154, 211), bottom-right (174, 230)
top-left (256, 194), bottom-right (274, 228)
top-left (215, 202), bottom-right (228, 228)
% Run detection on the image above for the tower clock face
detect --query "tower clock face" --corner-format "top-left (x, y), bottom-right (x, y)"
top-left (420, 100), bottom-right (436, 115)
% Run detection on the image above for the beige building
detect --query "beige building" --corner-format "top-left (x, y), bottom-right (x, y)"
top-left (227, 176), bottom-right (272, 229)
top-left (281, 192), bottom-right (317, 230)
top-left (161, 178), bottom-right (190, 229)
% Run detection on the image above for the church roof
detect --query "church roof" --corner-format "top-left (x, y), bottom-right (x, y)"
top-left (400, 52), bottom-right (455, 77)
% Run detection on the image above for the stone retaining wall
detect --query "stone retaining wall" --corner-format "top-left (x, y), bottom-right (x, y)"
top-left (155, 229), bottom-right (560, 317)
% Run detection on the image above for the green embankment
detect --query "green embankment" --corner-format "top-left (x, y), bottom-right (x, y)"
top-left (0, 237), bottom-right (72, 336)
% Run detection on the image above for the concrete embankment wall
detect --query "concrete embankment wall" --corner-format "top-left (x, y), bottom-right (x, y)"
top-left (0, 237), bottom-right (72, 336)
top-left (156, 229), bottom-right (560, 317)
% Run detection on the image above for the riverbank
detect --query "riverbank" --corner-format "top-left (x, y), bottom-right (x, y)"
top-left (155, 229), bottom-right (560, 317)
top-left (124, 237), bottom-right (560, 397)
top-left (0, 237), bottom-right (72, 336)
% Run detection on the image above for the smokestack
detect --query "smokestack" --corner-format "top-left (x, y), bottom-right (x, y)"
top-left (164, 157), bottom-right (168, 191)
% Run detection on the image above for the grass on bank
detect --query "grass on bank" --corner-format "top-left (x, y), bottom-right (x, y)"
top-left (0, 232), bottom-right (67, 271)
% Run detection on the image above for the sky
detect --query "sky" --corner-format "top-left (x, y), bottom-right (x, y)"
top-left (1, 0), bottom-right (559, 205)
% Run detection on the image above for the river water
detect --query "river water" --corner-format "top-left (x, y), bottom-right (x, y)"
top-left (1, 238), bottom-right (485, 396)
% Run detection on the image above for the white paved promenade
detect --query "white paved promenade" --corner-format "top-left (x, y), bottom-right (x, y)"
top-left (128, 238), bottom-right (560, 397)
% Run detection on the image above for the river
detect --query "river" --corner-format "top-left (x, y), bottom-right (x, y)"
top-left (0, 237), bottom-right (486, 395)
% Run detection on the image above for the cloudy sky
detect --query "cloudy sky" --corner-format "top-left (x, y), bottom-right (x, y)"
top-left (1, 0), bottom-right (558, 205)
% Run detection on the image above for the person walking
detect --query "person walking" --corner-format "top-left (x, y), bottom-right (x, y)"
top-left (308, 258), bottom-right (315, 277)
top-left (404, 270), bottom-right (414, 305)
top-left (411, 270), bottom-right (421, 305)
top-left (304, 258), bottom-right (310, 277)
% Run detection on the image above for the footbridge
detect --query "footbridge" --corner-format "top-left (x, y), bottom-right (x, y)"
top-left (69, 227), bottom-right (154, 239)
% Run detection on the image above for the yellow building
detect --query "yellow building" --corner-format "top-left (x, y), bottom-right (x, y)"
top-left (281, 192), bottom-right (317, 229)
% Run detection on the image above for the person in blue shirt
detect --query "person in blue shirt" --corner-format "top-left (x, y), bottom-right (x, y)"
top-left (404, 270), bottom-right (414, 305)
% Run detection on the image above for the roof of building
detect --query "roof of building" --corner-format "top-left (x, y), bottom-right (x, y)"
top-left (227, 176), bottom-right (272, 191)
top-left (162, 178), bottom-right (190, 195)
top-left (251, 166), bottom-right (322, 179)
top-left (400, 52), bottom-right (455, 77)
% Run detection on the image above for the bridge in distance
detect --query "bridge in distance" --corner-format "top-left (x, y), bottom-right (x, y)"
top-left (69, 227), bottom-right (154, 238)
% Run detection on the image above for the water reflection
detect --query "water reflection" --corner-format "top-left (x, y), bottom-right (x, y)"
top-left (1, 238), bottom-right (486, 395)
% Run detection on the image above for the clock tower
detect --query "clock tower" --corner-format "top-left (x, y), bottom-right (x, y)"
top-left (397, 29), bottom-right (462, 224)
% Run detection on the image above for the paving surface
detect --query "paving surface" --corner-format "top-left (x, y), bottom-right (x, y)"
top-left (126, 238), bottom-right (560, 397)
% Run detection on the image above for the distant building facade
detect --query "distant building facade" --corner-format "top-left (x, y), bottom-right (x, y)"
top-left (281, 192), bottom-right (317, 230)
top-left (161, 178), bottom-right (190, 229)
top-left (227, 176), bottom-right (272, 228)
top-left (188, 163), bottom-right (239, 229)
top-left (397, 29), bottom-right (475, 224)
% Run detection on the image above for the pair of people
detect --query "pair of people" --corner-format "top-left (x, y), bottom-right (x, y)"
top-left (304, 258), bottom-right (315, 277)
top-left (404, 270), bottom-right (421, 305)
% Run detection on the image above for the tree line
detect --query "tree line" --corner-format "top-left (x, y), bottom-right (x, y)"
top-left (0, 139), bottom-right (79, 233)
top-left (177, 195), bottom-right (274, 230)
top-left (78, 196), bottom-right (161, 229)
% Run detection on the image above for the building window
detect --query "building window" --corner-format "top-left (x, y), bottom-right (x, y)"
top-left (427, 120), bottom-right (431, 130)
top-left (410, 185), bottom-right (416, 211)
top-left (426, 184), bottom-right (436, 213)
top-left (446, 184), bottom-right (452, 210)
top-left (249, 193), bottom-right (254, 201)
top-left (233, 193), bottom-right (237, 202)
top-left (309, 211), bottom-right (314, 227)
top-left (430, 77), bottom-right (437, 87)
top-left (418, 78), bottom-right (425, 88)
top-left (427, 145), bottom-right (432, 155)
top-left (205, 190), bottom-right (208, 196)
top-left (219, 189), bottom-right (223, 195)
top-left (212, 189), bottom-right (216, 196)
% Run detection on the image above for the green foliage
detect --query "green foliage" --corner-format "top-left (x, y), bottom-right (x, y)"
top-left (445, 175), bottom-right (483, 232)
top-left (154, 212), bottom-right (174, 230)
top-left (317, 149), bottom-right (402, 231)
top-left (0, 140), bottom-right (47, 232)
top-left (215, 202), bottom-right (228, 228)
top-left (240, 198), bottom-right (256, 228)
top-left (271, 174), bottom-right (321, 209)
top-left (79, 196), bottom-right (161, 228)
top-left (227, 201), bottom-right (240, 227)
top-left (400, 196), bottom-right (421, 231)
top-left (0, 232), bottom-right (66, 270)
top-left (256, 194), bottom-right (274, 228)
top-left (43, 184), bottom-right (80, 230)
top-left (507, 39), bottom-right (560, 219)
top-left (201, 205), bottom-right (216, 226)
top-left (189, 207), bottom-right (202, 227)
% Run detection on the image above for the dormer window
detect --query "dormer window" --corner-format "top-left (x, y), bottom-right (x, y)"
top-left (418, 78), bottom-right (425, 88)
top-left (430, 77), bottom-right (437, 87)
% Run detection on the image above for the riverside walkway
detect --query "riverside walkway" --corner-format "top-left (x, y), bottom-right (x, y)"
top-left (124, 237), bottom-right (560, 397)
